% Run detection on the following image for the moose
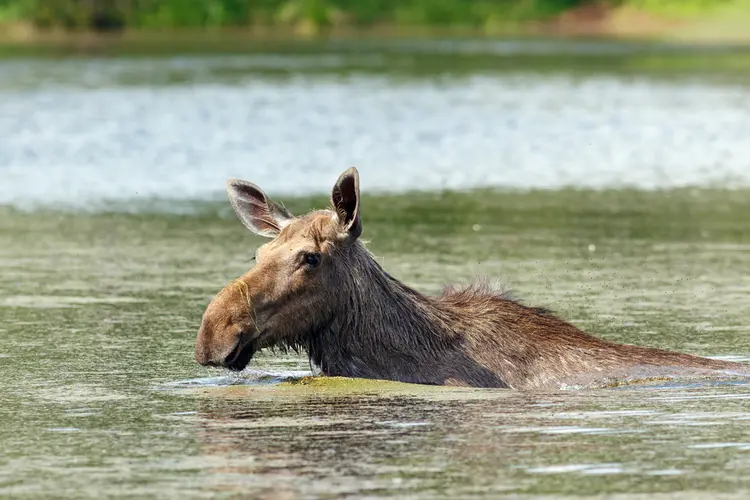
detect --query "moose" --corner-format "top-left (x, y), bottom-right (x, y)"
top-left (195, 168), bottom-right (748, 390)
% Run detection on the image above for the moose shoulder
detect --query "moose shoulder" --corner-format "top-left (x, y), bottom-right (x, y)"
top-left (195, 167), bottom-right (748, 390)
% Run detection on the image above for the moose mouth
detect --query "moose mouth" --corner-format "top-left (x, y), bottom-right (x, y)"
top-left (224, 337), bottom-right (257, 371)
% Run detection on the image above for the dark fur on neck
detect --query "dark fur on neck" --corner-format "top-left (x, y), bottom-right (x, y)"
top-left (290, 242), bottom-right (746, 389)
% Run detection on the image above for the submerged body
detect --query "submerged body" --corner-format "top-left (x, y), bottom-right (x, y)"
top-left (303, 277), bottom-right (745, 390)
top-left (195, 168), bottom-right (748, 390)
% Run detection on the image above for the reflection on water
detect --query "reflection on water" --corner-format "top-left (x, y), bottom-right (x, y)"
top-left (164, 370), bottom-right (314, 389)
top-left (187, 378), bottom-right (750, 498)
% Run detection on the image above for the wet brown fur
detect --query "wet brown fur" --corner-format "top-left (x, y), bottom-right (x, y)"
top-left (195, 168), bottom-right (748, 390)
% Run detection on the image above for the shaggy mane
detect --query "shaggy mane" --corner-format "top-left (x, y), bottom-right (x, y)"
top-left (440, 280), bottom-right (555, 317)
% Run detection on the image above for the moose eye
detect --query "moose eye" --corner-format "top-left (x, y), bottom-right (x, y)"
top-left (304, 252), bottom-right (322, 268)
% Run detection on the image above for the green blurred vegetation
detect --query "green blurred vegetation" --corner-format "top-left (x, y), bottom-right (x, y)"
top-left (0, 0), bottom-right (583, 31)
top-left (2, 0), bottom-right (740, 32)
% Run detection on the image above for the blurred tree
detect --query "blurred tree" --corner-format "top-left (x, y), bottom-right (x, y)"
top-left (0, 0), bottom-right (741, 32)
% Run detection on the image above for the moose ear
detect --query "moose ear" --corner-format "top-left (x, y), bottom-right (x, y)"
top-left (227, 179), bottom-right (293, 238)
top-left (330, 167), bottom-right (362, 241)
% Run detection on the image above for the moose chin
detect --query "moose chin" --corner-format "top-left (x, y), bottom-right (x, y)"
top-left (195, 167), bottom-right (749, 390)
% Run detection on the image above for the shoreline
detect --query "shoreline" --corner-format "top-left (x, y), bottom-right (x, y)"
top-left (4, 186), bottom-right (750, 217)
top-left (3, 4), bottom-right (750, 55)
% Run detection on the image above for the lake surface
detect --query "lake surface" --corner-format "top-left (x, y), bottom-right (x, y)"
top-left (1, 39), bottom-right (750, 499)
top-left (2, 39), bottom-right (750, 209)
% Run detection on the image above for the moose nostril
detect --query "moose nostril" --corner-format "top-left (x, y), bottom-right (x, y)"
top-left (195, 350), bottom-right (206, 365)
top-left (196, 354), bottom-right (220, 367)
top-left (195, 342), bottom-right (214, 366)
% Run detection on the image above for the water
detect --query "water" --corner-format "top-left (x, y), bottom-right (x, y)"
top-left (2, 40), bottom-right (750, 209)
top-left (1, 39), bottom-right (750, 498)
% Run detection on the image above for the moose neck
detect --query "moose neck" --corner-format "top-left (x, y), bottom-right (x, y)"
top-left (307, 244), bottom-right (456, 383)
